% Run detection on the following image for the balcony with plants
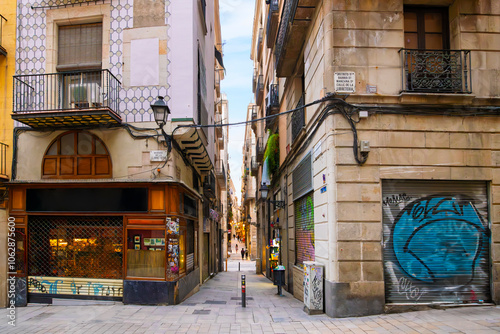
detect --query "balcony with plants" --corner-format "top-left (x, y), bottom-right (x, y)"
top-left (12, 69), bottom-right (121, 128)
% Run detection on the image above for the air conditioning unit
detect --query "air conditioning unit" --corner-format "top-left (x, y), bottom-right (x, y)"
top-left (68, 82), bottom-right (103, 108)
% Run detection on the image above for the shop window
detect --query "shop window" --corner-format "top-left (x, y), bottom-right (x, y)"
top-left (28, 216), bottom-right (123, 279)
top-left (15, 228), bottom-right (27, 276)
top-left (42, 131), bottom-right (112, 179)
top-left (126, 229), bottom-right (166, 279)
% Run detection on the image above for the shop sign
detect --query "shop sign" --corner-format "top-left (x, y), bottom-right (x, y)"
top-left (28, 276), bottom-right (123, 297)
top-left (334, 72), bottom-right (355, 93)
top-left (150, 150), bottom-right (168, 161)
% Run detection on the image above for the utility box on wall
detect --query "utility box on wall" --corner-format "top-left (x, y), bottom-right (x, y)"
top-left (303, 261), bottom-right (324, 314)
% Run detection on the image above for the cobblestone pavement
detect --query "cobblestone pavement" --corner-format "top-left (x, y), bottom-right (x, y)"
top-left (2, 243), bottom-right (500, 333)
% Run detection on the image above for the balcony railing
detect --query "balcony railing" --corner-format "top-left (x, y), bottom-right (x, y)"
top-left (251, 156), bottom-right (258, 175)
top-left (215, 113), bottom-right (223, 138)
top-left (256, 137), bottom-right (265, 162)
top-left (252, 68), bottom-right (258, 93)
top-left (13, 69), bottom-right (121, 127)
top-left (215, 160), bottom-right (226, 183)
top-left (400, 49), bottom-right (472, 94)
top-left (256, 74), bottom-right (264, 102)
top-left (257, 28), bottom-right (264, 59)
top-left (266, 0), bottom-right (280, 48)
top-left (0, 142), bottom-right (8, 179)
top-left (203, 173), bottom-right (216, 200)
top-left (267, 84), bottom-right (279, 112)
top-left (0, 14), bottom-right (7, 56)
top-left (291, 94), bottom-right (305, 143)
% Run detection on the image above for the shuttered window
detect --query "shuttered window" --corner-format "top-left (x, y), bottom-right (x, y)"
top-left (295, 192), bottom-right (314, 265)
top-left (58, 23), bottom-right (102, 71)
top-left (382, 180), bottom-right (490, 304)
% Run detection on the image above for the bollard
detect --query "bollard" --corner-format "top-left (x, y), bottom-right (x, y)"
top-left (238, 262), bottom-right (240, 271)
top-left (241, 274), bottom-right (246, 308)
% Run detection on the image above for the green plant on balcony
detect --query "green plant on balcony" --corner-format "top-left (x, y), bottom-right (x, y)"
top-left (264, 131), bottom-right (279, 181)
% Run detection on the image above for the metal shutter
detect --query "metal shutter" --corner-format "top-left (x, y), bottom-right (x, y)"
top-left (382, 180), bottom-right (490, 304)
top-left (293, 152), bottom-right (312, 200)
top-left (295, 192), bottom-right (314, 265)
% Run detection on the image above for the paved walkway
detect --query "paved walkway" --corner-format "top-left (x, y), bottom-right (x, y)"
top-left (2, 251), bottom-right (500, 333)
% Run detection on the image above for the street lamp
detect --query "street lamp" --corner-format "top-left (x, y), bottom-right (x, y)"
top-left (151, 96), bottom-right (172, 151)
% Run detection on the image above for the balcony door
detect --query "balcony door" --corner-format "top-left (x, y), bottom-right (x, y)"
top-left (404, 6), bottom-right (449, 50)
top-left (58, 23), bottom-right (103, 109)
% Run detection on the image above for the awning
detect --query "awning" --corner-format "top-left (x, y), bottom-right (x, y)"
top-left (173, 127), bottom-right (213, 175)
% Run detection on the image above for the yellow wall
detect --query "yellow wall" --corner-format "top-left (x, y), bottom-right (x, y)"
top-left (0, 0), bottom-right (16, 309)
top-left (0, 0), bottom-right (15, 174)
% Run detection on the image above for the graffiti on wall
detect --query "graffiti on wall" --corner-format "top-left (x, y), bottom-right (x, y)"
top-left (28, 276), bottom-right (123, 297)
top-left (384, 193), bottom-right (490, 303)
top-left (296, 193), bottom-right (315, 263)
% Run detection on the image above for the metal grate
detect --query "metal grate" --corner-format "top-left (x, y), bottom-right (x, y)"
top-left (28, 216), bottom-right (123, 279)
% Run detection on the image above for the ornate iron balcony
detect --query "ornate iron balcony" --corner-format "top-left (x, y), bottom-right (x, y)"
top-left (267, 84), bottom-right (279, 112)
top-left (291, 94), bottom-right (305, 143)
top-left (400, 49), bottom-right (472, 94)
top-left (12, 69), bottom-right (121, 128)
top-left (256, 137), bottom-right (265, 162)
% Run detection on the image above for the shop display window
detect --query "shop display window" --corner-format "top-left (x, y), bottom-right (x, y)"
top-left (15, 228), bottom-right (27, 275)
top-left (126, 229), bottom-right (165, 279)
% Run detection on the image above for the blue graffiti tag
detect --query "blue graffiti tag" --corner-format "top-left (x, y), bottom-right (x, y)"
top-left (392, 195), bottom-right (489, 284)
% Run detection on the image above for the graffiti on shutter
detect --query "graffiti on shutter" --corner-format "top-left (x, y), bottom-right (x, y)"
top-left (295, 192), bottom-right (314, 265)
top-left (382, 180), bottom-right (490, 304)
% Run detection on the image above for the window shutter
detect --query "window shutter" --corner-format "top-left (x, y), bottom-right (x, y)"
top-left (58, 23), bottom-right (102, 71)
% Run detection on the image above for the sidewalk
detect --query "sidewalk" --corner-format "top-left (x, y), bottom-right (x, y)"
top-left (2, 255), bottom-right (500, 333)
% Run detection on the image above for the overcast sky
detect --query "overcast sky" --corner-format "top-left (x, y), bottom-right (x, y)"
top-left (220, 0), bottom-right (255, 207)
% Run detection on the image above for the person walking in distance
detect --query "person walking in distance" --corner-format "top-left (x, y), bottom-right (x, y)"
top-left (241, 248), bottom-right (245, 260)
top-left (245, 249), bottom-right (248, 260)
top-left (235, 244), bottom-right (238, 253)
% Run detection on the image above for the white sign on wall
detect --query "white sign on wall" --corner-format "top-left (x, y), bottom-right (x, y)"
top-left (150, 150), bottom-right (168, 161)
top-left (334, 72), bottom-right (355, 93)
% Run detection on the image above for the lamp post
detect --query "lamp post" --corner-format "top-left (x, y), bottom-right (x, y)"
top-left (151, 96), bottom-right (171, 151)
top-left (259, 183), bottom-right (285, 278)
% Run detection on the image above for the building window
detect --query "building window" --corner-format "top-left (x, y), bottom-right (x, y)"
top-left (42, 131), bottom-right (112, 179)
top-left (57, 23), bottom-right (102, 72)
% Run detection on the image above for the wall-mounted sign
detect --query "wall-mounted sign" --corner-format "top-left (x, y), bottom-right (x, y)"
top-left (334, 72), bottom-right (355, 93)
top-left (150, 150), bottom-right (167, 161)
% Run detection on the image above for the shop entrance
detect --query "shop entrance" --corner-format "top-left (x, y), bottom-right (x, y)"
top-left (27, 216), bottom-right (124, 303)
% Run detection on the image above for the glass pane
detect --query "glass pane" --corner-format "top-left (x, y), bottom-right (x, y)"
top-left (78, 132), bottom-right (93, 155)
top-left (60, 133), bottom-right (75, 155)
top-left (425, 12), bottom-right (443, 33)
top-left (15, 229), bottom-right (26, 274)
top-left (404, 12), bottom-right (418, 32)
top-left (95, 140), bottom-right (107, 155)
top-left (47, 141), bottom-right (58, 155)
top-left (127, 229), bottom-right (166, 278)
top-left (405, 33), bottom-right (418, 49)
top-left (425, 34), bottom-right (443, 49)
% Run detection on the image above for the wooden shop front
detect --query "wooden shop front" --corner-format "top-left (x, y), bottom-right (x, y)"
top-left (9, 182), bottom-right (200, 305)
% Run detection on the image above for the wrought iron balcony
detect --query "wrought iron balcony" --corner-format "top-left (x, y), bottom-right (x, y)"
top-left (400, 49), bottom-right (472, 94)
top-left (215, 160), bottom-right (226, 186)
top-left (203, 172), bottom-right (216, 200)
top-left (257, 28), bottom-right (264, 60)
top-left (250, 156), bottom-right (258, 176)
top-left (12, 69), bottom-right (121, 128)
top-left (266, 84), bottom-right (279, 113)
top-left (215, 113), bottom-right (223, 138)
top-left (252, 68), bottom-right (258, 93)
top-left (256, 75), bottom-right (264, 102)
top-left (275, 0), bottom-right (319, 77)
top-left (266, 0), bottom-right (279, 48)
top-left (256, 137), bottom-right (265, 162)
top-left (0, 14), bottom-right (7, 56)
top-left (291, 94), bottom-right (305, 143)
top-left (251, 105), bottom-right (258, 132)
top-left (0, 142), bottom-right (8, 180)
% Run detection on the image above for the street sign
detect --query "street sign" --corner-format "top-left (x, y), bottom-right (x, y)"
top-left (334, 72), bottom-right (355, 93)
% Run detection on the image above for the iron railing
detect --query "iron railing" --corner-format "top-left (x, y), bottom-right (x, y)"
top-left (291, 94), bottom-right (305, 143)
top-left (267, 84), bottom-right (279, 111)
top-left (215, 160), bottom-right (226, 182)
top-left (400, 49), bottom-right (472, 94)
top-left (32, 0), bottom-right (104, 7)
top-left (0, 14), bottom-right (7, 56)
top-left (13, 69), bottom-right (120, 114)
top-left (252, 68), bottom-right (258, 93)
top-left (256, 137), bottom-right (265, 161)
top-left (266, 0), bottom-right (279, 48)
top-left (257, 75), bottom-right (264, 93)
top-left (252, 105), bottom-right (258, 120)
top-left (203, 173), bottom-right (216, 199)
top-left (0, 142), bottom-right (7, 179)
top-left (251, 156), bottom-right (258, 174)
top-left (257, 28), bottom-right (264, 58)
top-left (274, 0), bottom-right (298, 72)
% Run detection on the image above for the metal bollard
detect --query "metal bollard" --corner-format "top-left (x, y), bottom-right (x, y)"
top-left (241, 274), bottom-right (246, 308)
top-left (238, 262), bottom-right (240, 271)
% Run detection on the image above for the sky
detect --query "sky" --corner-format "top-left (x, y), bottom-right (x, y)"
top-left (219, 0), bottom-right (255, 207)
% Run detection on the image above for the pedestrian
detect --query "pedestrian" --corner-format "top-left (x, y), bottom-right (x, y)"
top-left (241, 248), bottom-right (245, 260)
top-left (235, 244), bottom-right (238, 253)
top-left (245, 249), bottom-right (248, 260)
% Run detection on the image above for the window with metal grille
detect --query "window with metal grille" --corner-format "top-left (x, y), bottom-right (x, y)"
top-left (58, 23), bottom-right (102, 71)
top-left (295, 192), bottom-right (314, 265)
top-left (28, 216), bottom-right (123, 279)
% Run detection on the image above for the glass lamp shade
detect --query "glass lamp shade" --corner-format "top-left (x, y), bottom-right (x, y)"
top-left (259, 183), bottom-right (269, 198)
top-left (151, 96), bottom-right (170, 127)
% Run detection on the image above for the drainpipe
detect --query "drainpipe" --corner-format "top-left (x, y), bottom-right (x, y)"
top-left (322, 0), bottom-right (339, 282)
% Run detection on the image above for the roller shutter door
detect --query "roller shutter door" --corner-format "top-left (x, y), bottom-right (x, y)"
top-left (295, 192), bottom-right (314, 265)
top-left (382, 180), bottom-right (490, 304)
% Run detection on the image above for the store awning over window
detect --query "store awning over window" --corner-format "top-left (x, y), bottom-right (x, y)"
top-left (173, 127), bottom-right (213, 174)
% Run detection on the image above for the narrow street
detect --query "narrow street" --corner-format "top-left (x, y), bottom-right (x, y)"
top-left (1, 236), bottom-right (500, 333)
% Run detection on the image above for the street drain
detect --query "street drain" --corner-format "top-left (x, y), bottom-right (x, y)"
top-left (193, 309), bottom-right (211, 315)
top-left (204, 300), bottom-right (227, 304)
